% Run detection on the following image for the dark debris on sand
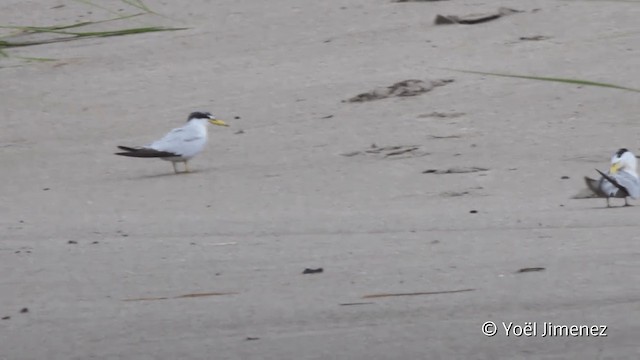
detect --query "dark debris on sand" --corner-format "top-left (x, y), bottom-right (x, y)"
top-left (302, 268), bottom-right (324, 274)
top-left (341, 144), bottom-right (430, 159)
top-left (423, 167), bottom-right (488, 174)
top-left (345, 79), bottom-right (453, 103)
top-left (435, 7), bottom-right (522, 25)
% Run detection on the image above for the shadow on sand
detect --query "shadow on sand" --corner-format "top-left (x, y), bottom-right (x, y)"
top-left (125, 167), bottom-right (216, 180)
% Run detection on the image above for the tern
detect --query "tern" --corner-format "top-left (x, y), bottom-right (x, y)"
top-left (584, 148), bottom-right (640, 207)
top-left (115, 111), bottom-right (229, 174)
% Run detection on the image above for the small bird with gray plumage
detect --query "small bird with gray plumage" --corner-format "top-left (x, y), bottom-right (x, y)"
top-left (584, 148), bottom-right (640, 207)
top-left (115, 111), bottom-right (229, 174)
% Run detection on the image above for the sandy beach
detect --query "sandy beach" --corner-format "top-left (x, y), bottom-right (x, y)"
top-left (1, 0), bottom-right (640, 358)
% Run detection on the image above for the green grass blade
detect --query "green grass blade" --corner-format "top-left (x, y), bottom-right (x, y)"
top-left (73, 26), bottom-right (187, 37)
top-left (121, 0), bottom-right (154, 14)
top-left (121, 0), bottom-right (171, 19)
top-left (0, 39), bottom-right (66, 47)
top-left (0, 22), bottom-right (94, 31)
top-left (0, 14), bottom-right (145, 35)
top-left (16, 56), bottom-right (57, 62)
top-left (0, 27), bottom-right (90, 36)
top-left (0, 26), bottom-right (186, 48)
top-left (447, 69), bottom-right (640, 93)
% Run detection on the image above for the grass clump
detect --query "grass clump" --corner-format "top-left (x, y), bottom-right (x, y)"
top-left (0, 0), bottom-right (185, 58)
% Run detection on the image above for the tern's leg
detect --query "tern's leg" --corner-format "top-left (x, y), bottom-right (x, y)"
top-left (606, 197), bottom-right (611, 208)
top-left (172, 162), bottom-right (178, 174)
top-left (184, 161), bottom-right (190, 173)
top-left (625, 198), bottom-right (632, 206)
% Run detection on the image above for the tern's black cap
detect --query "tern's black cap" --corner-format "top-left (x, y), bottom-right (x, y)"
top-left (616, 148), bottom-right (629, 157)
top-left (188, 112), bottom-right (213, 121)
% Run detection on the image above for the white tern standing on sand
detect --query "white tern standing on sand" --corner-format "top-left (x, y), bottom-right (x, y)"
top-left (584, 148), bottom-right (640, 207)
top-left (115, 111), bottom-right (229, 174)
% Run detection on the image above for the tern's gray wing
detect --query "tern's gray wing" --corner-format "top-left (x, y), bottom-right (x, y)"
top-left (611, 171), bottom-right (640, 199)
top-left (149, 126), bottom-right (205, 156)
top-left (594, 169), bottom-right (640, 199)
